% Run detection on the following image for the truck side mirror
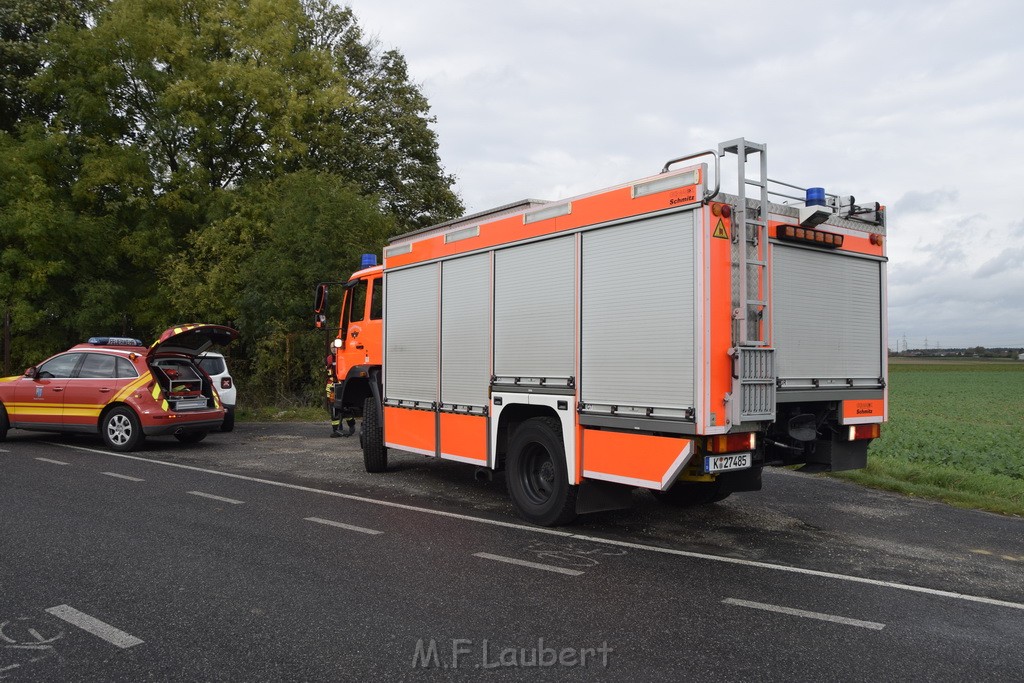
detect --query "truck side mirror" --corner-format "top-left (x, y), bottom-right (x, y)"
top-left (314, 284), bottom-right (328, 315)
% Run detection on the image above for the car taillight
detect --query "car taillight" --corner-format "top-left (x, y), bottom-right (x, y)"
top-left (705, 433), bottom-right (756, 453)
top-left (221, 378), bottom-right (232, 389)
top-left (847, 424), bottom-right (881, 441)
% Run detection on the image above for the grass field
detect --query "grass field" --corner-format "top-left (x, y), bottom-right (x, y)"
top-left (835, 359), bottom-right (1024, 516)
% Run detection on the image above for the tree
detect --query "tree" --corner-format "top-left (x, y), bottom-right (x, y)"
top-left (166, 171), bottom-right (394, 403)
top-left (41, 0), bottom-right (461, 229)
top-left (2, 0), bottom-right (463, 400)
top-left (300, 0), bottom-right (462, 229)
top-left (0, 125), bottom-right (141, 370)
top-left (0, 0), bottom-right (95, 133)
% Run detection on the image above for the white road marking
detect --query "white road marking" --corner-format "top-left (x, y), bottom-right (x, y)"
top-left (0, 448), bottom-right (10, 453)
top-left (187, 490), bottom-right (243, 505)
top-left (101, 472), bottom-right (145, 482)
top-left (49, 441), bottom-right (1024, 613)
top-left (44, 605), bottom-right (143, 649)
top-left (474, 552), bottom-right (584, 577)
top-left (0, 663), bottom-right (20, 673)
top-left (305, 517), bottom-right (383, 535)
top-left (723, 598), bottom-right (886, 630)
top-left (35, 457), bottom-right (69, 466)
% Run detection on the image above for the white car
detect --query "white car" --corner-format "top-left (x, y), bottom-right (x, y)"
top-left (197, 351), bottom-right (236, 432)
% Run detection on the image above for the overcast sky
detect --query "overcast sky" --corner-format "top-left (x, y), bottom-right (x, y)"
top-left (351, 0), bottom-right (1024, 348)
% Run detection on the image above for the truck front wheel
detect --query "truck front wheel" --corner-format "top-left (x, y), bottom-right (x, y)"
top-left (361, 396), bottom-right (387, 472)
top-left (507, 417), bottom-right (577, 526)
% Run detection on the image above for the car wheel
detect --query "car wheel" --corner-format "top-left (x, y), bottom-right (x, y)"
top-left (361, 396), bottom-right (387, 472)
top-left (175, 431), bottom-right (208, 444)
top-left (101, 406), bottom-right (144, 452)
top-left (0, 403), bottom-right (9, 441)
top-left (652, 479), bottom-right (731, 507)
top-left (220, 407), bottom-right (235, 433)
top-left (506, 417), bottom-right (578, 526)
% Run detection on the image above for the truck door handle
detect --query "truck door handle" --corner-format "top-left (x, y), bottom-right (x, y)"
top-left (355, 344), bottom-right (364, 349)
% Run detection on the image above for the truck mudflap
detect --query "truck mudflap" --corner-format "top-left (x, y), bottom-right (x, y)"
top-left (801, 435), bottom-right (869, 472)
top-left (765, 403), bottom-right (874, 472)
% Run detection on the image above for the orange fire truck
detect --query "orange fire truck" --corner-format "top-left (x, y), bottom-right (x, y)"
top-left (315, 138), bottom-right (887, 526)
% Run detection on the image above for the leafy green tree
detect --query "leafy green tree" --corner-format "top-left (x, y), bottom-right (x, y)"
top-left (0, 0), bottom-right (95, 133)
top-left (42, 0), bottom-right (461, 228)
top-left (2, 0), bottom-right (463, 399)
top-left (166, 171), bottom-right (394, 403)
top-left (300, 0), bottom-right (462, 228)
top-left (0, 125), bottom-right (144, 371)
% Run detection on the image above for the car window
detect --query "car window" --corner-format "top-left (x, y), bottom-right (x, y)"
top-left (116, 357), bottom-right (139, 378)
top-left (37, 353), bottom-right (82, 379)
top-left (198, 357), bottom-right (226, 375)
top-left (78, 353), bottom-right (117, 379)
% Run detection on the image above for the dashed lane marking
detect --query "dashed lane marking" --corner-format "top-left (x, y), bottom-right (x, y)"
top-left (101, 472), bottom-right (145, 482)
top-left (723, 598), bottom-right (886, 630)
top-left (34, 457), bottom-right (69, 466)
top-left (44, 605), bottom-right (143, 649)
top-left (187, 491), bottom-right (244, 505)
top-left (474, 552), bottom-right (584, 577)
top-left (305, 517), bottom-right (383, 535)
top-left (49, 441), bottom-right (1024, 613)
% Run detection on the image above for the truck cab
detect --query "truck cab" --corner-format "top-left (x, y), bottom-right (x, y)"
top-left (315, 257), bottom-right (383, 426)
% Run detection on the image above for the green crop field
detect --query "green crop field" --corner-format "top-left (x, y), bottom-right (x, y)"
top-left (835, 359), bottom-right (1024, 516)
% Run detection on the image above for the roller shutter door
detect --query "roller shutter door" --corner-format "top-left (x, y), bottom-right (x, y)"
top-left (772, 244), bottom-right (882, 381)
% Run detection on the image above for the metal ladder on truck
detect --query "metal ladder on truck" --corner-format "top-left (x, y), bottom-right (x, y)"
top-left (719, 138), bottom-right (776, 425)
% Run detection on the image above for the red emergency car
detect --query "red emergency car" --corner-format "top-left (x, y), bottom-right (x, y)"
top-left (0, 324), bottom-right (238, 452)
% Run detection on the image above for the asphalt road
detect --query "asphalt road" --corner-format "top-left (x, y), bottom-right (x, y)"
top-left (1, 423), bottom-right (1022, 681)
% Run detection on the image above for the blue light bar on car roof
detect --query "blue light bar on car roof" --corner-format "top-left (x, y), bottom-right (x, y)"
top-left (88, 337), bottom-right (144, 346)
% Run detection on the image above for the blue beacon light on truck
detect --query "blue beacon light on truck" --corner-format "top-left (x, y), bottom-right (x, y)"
top-left (360, 253), bottom-right (378, 268)
top-left (805, 187), bottom-right (826, 207)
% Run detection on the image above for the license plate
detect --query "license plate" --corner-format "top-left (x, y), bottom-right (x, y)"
top-left (704, 453), bottom-right (751, 474)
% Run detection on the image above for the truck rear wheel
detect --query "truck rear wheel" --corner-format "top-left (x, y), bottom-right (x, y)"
top-left (507, 417), bottom-right (577, 526)
top-left (653, 479), bottom-right (730, 507)
top-left (361, 396), bottom-right (387, 472)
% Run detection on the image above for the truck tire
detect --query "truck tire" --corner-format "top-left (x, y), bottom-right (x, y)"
top-left (0, 403), bottom-right (9, 440)
top-left (653, 479), bottom-right (731, 507)
top-left (507, 417), bottom-right (578, 526)
top-left (361, 396), bottom-right (387, 472)
top-left (100, 406), bottom-right (144, 452)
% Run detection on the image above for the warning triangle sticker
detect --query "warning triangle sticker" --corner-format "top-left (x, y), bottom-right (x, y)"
top-left (713, 220), bottom-right (729, 239)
